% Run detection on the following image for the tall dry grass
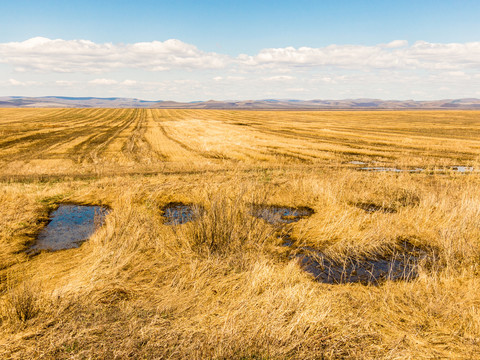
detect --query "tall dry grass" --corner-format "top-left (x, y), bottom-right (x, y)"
top-left (2, 279), bottom-right (41, 323)
top-left (1, 109), bottom-right (480, 358)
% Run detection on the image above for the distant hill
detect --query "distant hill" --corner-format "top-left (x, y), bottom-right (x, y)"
top-left (1, 96), bottom-right (480, 109)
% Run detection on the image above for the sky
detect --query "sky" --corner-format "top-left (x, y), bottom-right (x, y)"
top-left (0, 0), bottom-right (479, 101)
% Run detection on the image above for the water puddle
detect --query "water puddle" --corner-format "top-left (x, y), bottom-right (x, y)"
top-left (358, 167), bottom-right (424, 173)
top-left (450, 166), bottom-right (474, 173)
top-left (162, 202), bottom-right (202, 225)
top-left (276, 233), bottom-right (294, 247)
top-left (251, 205), bottom-right (314, 225)
top-left (29, 204), bottom-right (109, 252)
top-left (296, 243), bottom-right (427, 285)
top-left (356, 166), bottom-right (476, 174)
top-left (354, 202), bottom-right (397, 214)
top-left (250, 200), bottom-right (428, 285)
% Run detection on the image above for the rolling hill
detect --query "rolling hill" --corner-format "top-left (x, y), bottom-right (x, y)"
top-left (1, 96), bottom-right (480, 109)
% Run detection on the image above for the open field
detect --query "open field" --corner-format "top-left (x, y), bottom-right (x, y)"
top-left (1, 109), bottom-right (480, 359)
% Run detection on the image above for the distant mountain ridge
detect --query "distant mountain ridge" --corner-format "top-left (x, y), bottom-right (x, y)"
top-left (1, 96), bottom-right (480, 109)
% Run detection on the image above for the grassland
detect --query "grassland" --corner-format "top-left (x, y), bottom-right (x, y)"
top-left (1, 109), bottom-right (480, 359)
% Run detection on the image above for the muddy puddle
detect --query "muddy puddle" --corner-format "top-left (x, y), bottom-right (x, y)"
top-left (353, 202), bottom-right (397, 214)
top-left (358, 167), bottom-right (423, 173)
top-left (257, 203), bottom-right (426, 285)
top-left (29, 204), bottom-right (109, 252)
top-left (279, 234), bottom-right (294, 247)
top-left (451, 166), bottom-right (474, 173)
top-left (296, 243), bottom-right (427, 285)
top-left (162, 202), bottom-right (203, 225)
top-left (251, 205), bottom-right (315, 225)
top-left (357, 166), bottom-right (475, 174)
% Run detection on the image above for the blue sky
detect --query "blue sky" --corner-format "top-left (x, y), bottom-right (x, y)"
top-left (1, 0), bottom-right (479, 100)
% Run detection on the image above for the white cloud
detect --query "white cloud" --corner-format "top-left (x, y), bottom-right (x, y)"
top-left (226, 76), bottom-right (245, 81)
top-left (444, 71), bottom-right (467, 77)
top-left (1, 38), bottom-right (480, 75)
top-left (383, 40), bottom-right (408, 48)
top-left (262, 75), bottom-right (295, 81)
top-left (286, 87), bottom-right (306, 92)
top-left (1, 38), bottom-right (479, 101)
top-left (0, 37), bottom-right (228, 73)
top-left (89, 78), bottom-right (118, 85)
top-left (309, 76), bottom-right (341, 84)
top-left (55, 80), bottom-right (77, 86)
top-left (8, 78), bottom-right (39, 86)
top-left (239, 44), bottom-right (405, 68)
top-left (213, 75), bottom-right (245, 81)
top-left (121, 80), bottom-right (138, 86)
top-left (8, 78), bottom-right (24, 86)
top-left (406, 41), bottom-right (480, 70)
top-left (240, 41), bottom-right (480, 71)
top-left (86, 79), bottom-right (139, 87)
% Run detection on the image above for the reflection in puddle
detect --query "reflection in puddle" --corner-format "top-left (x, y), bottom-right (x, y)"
top-left (451, 166), bottom-right (474, 173)
top-left (254, 201), bottom-right (424, 285)
top-left (162, 202), bottom-right (202, 225)
top-left (251, 205), bottom-right (314, 225)
top-left (30, 204), bottom-right (109, 252)
top-left (277, 233), bottom-right (294, 247)
top-left (296, 243), bottom-right (427, 285)
top-left (358, 167), bottom-right (424, 173)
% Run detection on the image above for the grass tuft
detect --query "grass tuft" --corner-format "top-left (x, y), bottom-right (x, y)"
top-left (178, 190), bottom-right (275, 258)
top-left (2, 280), bottom-right (41, 323)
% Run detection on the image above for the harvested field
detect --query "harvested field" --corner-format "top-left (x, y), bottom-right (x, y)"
top-left (1, 109), bottom-right (480, 359)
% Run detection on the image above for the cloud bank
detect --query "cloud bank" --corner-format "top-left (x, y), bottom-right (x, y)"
top-left (1, 37), bottom-right (479, 100)
top-left (241, 41), bottom-right (480, 70)
top-left (0, 37), bottom-right (228, 73)
top-left (1, 37), bottom-right (480, 72)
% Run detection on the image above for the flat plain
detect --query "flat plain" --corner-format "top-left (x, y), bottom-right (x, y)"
top-left (1, 108), bottom-right (480, 359)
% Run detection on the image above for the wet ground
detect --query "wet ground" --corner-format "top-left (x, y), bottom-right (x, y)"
top-left (251, 205), bottom-right (315, 225)
top-left (162, 202), bottom-right (202, 225)
top-left (28, 200), bottom-right (428, 285)
top-left (279, 233), bottom-right (294, 247)
top-left (250, 202), bottom-right (426, 285)
top-left (451, 166), bottom-right (474, 172)
top-left (353, 202), bottom-right (397, 214)
top-left (356, 165), bottom-right (475, 173)
top-left (29, 204), bottom-right (109, 252)
top-left (358, 167), bottom-right (424, 173)
top-left (296, 245), bottom-right (426, 285)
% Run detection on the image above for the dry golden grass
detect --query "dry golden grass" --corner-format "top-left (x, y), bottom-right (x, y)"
top-left (0, 109), bottom-right (480, 359)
